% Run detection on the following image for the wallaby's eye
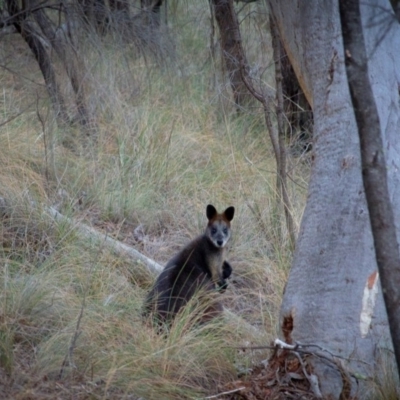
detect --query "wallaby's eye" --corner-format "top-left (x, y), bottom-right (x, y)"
top-left (211, 228), bottom-right (217, 234)
top-left (223, 228), bottom-right (228, 234)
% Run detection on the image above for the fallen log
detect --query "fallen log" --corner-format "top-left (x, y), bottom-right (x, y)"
top-left (46, 206), bottom-right (163, 275)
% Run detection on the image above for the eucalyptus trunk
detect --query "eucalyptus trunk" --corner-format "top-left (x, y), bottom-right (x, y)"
top-left (268, 0), bottom-right (400, 396)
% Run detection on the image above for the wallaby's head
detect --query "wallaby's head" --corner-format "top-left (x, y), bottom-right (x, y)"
top-left (205, 204), bottom-right (235, 249)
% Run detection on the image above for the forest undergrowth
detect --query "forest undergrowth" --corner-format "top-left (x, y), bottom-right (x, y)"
top-left (3, 2), bottom-right (396, 399)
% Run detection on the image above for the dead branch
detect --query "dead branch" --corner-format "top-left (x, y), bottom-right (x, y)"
top-left (293, 351), bottom-right (322, 398)
top-left (200, 386), bottom-right (246, 399)
top-left (46, 206), bottom-right (163, 274)
top-left (270, 15), bottom-right (296, 249)
top-left (0, 101), bottom-right (36, 128)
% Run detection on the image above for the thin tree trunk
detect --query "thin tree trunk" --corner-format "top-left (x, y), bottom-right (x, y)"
top-left (339, 0), bottom-right (400, 377)
top-left (208, 0), bottom-right (217, 91)
top-left (6, 0), bottom-right (69, 125)
top-left (270, 15), bottom-right (295, 249)
top-left (216, 0), bottom-right (296, 249)
top-left (33, 5), bottom-right (95, 132)
top-left (211, 0), bottom-right (252, 110)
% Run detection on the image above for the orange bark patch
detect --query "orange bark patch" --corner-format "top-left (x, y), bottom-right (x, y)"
top-left (367, 270), bottom-right (378, 289)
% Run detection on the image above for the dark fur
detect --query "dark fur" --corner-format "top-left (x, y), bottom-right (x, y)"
top-left (143, 205), bottom-right (234, 324)
top-left (218, 261), bottom-right (232, 292)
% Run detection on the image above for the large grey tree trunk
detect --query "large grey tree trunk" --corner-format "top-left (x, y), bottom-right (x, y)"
top-left (339, 0), bottom-right (400, 375)
top-left (268, 0), bottom-right (400, 397)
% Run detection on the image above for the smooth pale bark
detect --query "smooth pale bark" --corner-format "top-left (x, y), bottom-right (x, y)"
top-left (268, 0), bottom-right (400, 396)
top-left (339, 0), bottom-right (400, 376)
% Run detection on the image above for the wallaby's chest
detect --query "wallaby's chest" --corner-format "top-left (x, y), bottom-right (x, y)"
top-left (205, 251), bottom-right (224, 271)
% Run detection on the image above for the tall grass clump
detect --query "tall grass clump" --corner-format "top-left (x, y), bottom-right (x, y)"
top-left (0, 1), bottom-right (314, 398)
top-left (364, 349), bottom-right (400, 400)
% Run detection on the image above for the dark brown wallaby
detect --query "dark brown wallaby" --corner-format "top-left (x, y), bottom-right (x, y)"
top-left (143, 204), bottom-right (234, 324)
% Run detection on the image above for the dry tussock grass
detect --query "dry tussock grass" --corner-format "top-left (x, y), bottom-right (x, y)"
top-left (0, 3), bottom-right (313, 399)
top-left (1, 3), bottom-right (398, 398)
top-left (0, 62), bottom-right (285, 399)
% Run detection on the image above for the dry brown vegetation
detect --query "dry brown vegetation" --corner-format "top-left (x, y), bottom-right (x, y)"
top-left (0, 1), bottom-right (397, 399)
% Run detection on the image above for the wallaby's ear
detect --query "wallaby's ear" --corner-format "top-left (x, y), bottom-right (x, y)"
top-left (224, 206), bottom-right (235, 221)
top-left (206, 204), bottom-right (217, 220)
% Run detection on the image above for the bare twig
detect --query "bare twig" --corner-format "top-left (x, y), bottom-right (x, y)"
top-left (165, 120), bottom-right (176, 190)
top-left (58, 231), bottom-right (103, 379)
top-left (36, 93), bottom-right (50, 183)
top-left (0, 0), bottom-right (62, 29)
top-left (198, 386), bottom-right (246, 399)
top-left (293, 351), bottom-right (323, 398)
top-left (0, 101), bottom-right (36, 128)
top-left (274, 338), bottom-right (296, 349)
top-left (208, 0), bottom-right (217, 91)
top-left (229, 339), bottom-right (370, 365)
top-left (58, 291), bottom-right (85, 379)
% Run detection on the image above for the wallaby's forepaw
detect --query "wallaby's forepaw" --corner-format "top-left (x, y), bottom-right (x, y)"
top-left (218, 261), bottom-right (232, 292)
top-left (222, 261), bottom-right (232, 279)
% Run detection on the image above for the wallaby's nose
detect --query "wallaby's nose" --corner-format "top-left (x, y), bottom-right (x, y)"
top-left (217, 240), bottom-right (223, 247)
